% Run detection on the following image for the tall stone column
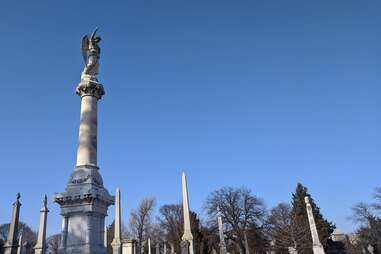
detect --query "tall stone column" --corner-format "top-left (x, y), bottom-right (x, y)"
top-left (4, 193), bottom-right (21, 254)
top-left (54, 30), bottom-right (114, 254)
top-left (163, 242), bottom-right (167, 254)
top-left (305, 197), bottom-right (325, 254)
top-left (181, 172), bottom-right (194, 254)
top-left (217, 207), bottom-right (227, 254)
top-left (34, 195), bottom-right (49, 254)
top-left (112, 188), bottom-right (122, 254)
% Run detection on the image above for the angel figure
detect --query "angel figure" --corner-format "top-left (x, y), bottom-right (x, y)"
top-left (81, 28), bottom-right (101, 77)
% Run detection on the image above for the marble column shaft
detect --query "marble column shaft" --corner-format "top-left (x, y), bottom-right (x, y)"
top-left (34, 196), bottom-right (49, 254)
top-left (76, 95), bottom-right (98, 166)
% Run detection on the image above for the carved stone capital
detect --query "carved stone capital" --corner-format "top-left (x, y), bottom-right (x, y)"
top-left (76, 75), bottom-right (105, 99)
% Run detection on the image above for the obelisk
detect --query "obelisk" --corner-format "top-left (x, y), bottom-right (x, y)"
top-left (54, 29), bottom-right (114, 254)
top-left (181, 172), bottom-right (194, 254)
top-left (217, 207), bottom-right (227, 254)
top-left (4, 193), bottom-right (21, 254)
top-left (112, 188), bottom-right (122, 254)
top-left (34, 195), bottom-right (49, 254)
top-left (305, 197), bottom-right (325, 254)
top-left (148, 238), bottom-right (152, 254)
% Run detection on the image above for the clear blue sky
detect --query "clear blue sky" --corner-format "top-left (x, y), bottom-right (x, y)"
top-left (0, 1), bottom-right (380, 236)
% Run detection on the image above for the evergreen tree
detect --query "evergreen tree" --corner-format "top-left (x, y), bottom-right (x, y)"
top-left (291, 183), bottom-right (335, 254)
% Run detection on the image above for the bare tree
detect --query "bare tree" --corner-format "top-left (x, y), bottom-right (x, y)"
top-left (0, 222), bottom-right (37, 246)
top-left (46, 234), bottom-right (61, 254)
top-left (265, 203), bottom-right (296, 252)
top-left (129, 197), bottom-right (156, 254)
top-left (204, 187), bottom-right (266, 254)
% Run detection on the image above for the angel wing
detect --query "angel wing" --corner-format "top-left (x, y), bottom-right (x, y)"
top-left (81, 35), bottom-right (90, 64)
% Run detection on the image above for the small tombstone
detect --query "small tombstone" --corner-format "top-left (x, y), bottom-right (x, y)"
top-left (180, 241), bottom-right (189, 254)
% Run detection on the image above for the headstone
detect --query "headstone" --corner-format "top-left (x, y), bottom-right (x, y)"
top-left (34, 195), bottom-right (49, 254)
top-left (288, 247), bottom-right (298, 254)
top-left (4, 193), bottom-right (21, 254)
top-left (367, 245), bottom-right (374, 254)
top-left (181, 172), bottom-right (194, 254)
top-left (54, 29), bottom-right (113, 254)
top-left (305, 197), bottom-right (325, 254)
top-left (156, 243), bottom-right (160, 254)
top-left (180, 241), bottom-right (189, 254)
top-left (122, 239), bottom-right (137, 254)
top-left (112, 188), bottom-right (122, 254)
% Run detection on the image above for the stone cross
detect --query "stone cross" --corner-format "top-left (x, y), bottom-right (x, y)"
top-left (4, 193), bottom-right (21, 254)
top-left (305, 196), bottom-right (325, 254)
top-left (181, 172), bottom-right (194, 254)
top-left (217, 206), bottom-right (227, 254)
top-left (34, 195), bottom-right (49, 254)
top-left (112, 188), bottom-right (122, 254)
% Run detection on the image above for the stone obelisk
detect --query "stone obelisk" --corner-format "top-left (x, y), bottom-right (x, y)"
top-left (148, 238), bottom-right (152, 254)
top-left (4, 193), bottom-right (21, 254)
top-left (305, 197), bottom-right (325, 254)
top-left (217, 207), bottom-right (227, 254)
top-left (54, 29), bottom-right (114, 254)
top-left (181, 172), bottom-right (194, 254)
top-left (34, 195), bottom-right (49, 254)
top-left (112, 188), bottom-right (122, 254)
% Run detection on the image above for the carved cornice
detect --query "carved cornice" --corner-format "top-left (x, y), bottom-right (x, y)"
top-left (76, 76), bottom-right (105, 99)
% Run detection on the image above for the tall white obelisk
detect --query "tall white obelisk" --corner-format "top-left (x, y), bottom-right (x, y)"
top-left (181, 172), bottom-right (194, 254)
top-left (305, 197), bottom-right (325, 254)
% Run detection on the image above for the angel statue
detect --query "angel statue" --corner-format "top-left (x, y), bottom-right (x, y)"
top-left (81, 28), bottom-right (101, 78)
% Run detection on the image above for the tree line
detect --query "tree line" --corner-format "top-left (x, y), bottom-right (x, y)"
top-left (0, 183), bottom-right (379, 254)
